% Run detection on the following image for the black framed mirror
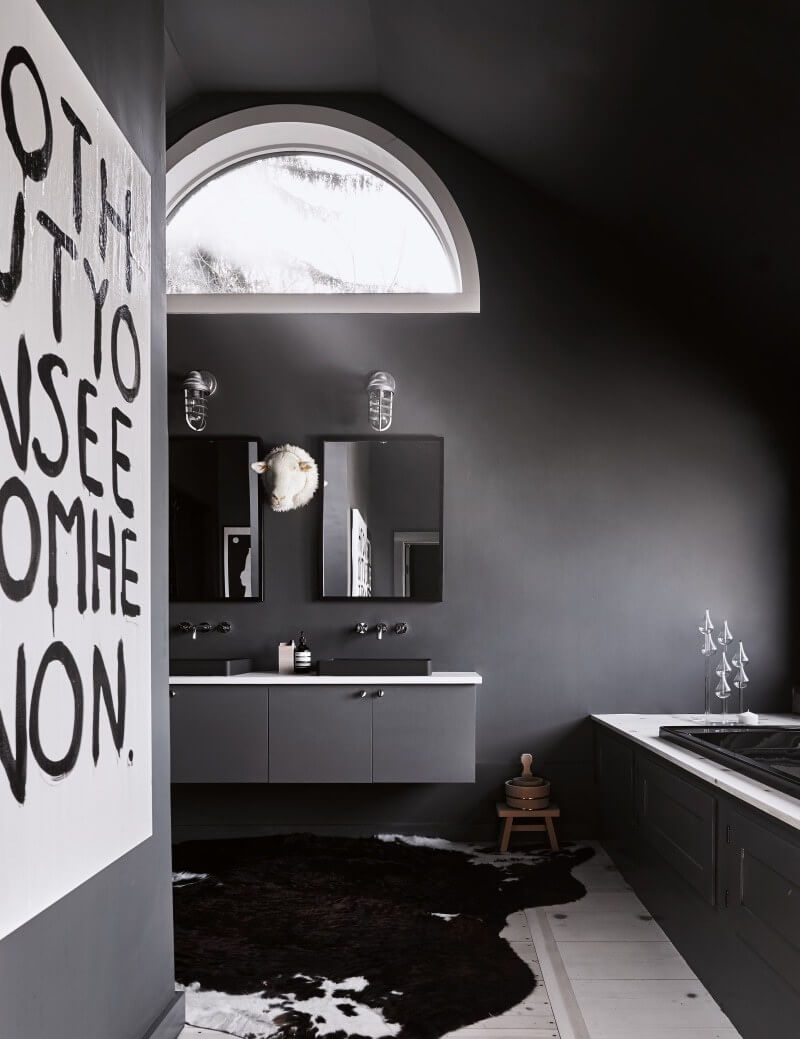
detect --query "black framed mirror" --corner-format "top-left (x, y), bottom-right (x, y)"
top-left (169, 437), bottom-right (263, 602)
top-left (321, 437), bottom-right (443, 600)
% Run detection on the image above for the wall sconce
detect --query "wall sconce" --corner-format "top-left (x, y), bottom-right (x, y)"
top-left (182, 370), bottom-right (217, 432)
top-left (367, 371), bottom-right (396, 432)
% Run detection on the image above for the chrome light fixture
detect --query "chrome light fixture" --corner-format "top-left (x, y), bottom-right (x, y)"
top-left (367, 371), bottom-right (396, 432)
top-left (182, 370), bottom-right (217, 432)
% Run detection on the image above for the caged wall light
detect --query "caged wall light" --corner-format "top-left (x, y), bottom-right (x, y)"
top-left (367, 371), bottom-right (396, 432)
top-left (182, 370), bottom-right (217, 431)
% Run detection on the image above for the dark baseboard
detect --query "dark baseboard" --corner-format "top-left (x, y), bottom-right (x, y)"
top-left (142, 990), bottom-right (185, 1039)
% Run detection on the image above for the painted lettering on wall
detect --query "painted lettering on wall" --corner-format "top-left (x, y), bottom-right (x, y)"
top-left (0, 0), bottom-right (151, 941)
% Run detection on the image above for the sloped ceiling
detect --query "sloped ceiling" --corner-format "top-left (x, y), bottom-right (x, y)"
top-left (166, 0), bottom-right (800, 343)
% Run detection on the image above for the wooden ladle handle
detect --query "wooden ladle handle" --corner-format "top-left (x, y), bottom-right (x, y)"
top-left (520, 753), bottom-right (533, 778)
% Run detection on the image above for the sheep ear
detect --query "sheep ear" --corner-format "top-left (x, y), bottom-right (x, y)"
top-left (251, 461), bottom-right (267, 474)
top-left (299, 461), bottom-right (314, 472)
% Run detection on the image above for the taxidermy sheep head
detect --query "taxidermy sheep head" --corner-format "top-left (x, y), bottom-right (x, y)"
top-left (251, 444), bottom-right (319, 512)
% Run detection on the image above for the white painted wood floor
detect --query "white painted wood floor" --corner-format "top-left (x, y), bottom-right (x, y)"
top-left (179, 841), bottom-right (742, 1039)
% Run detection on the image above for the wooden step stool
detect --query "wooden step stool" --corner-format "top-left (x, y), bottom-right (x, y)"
top-left (496, 801), bottom-right (560, 852)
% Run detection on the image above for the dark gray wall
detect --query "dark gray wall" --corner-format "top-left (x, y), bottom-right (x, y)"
top-left (167, 95), bottom-right (794, 841)
top-left (0, 4), bottom-right (177, 1039)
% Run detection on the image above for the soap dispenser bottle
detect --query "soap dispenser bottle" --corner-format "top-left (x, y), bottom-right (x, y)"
top-left (294, 631), bottom-right (311, 674)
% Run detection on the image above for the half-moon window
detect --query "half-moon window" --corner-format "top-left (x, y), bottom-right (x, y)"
top-left (167, 152), bottom-right (459, 295)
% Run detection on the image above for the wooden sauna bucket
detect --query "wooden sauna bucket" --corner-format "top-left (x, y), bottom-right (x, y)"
top-left (505, 753), bottom-right (551, 810)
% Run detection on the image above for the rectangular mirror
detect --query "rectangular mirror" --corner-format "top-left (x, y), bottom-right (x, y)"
top-left (169, 437), bottom-right (263, 601)
top-left (321, 437), bottom-right (443, 600)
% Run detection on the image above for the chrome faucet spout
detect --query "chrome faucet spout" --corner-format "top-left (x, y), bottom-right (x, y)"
top-left (376, 622), bottom-right (388, 641)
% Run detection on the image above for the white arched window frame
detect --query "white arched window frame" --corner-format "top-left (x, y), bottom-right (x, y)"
top-left (166, 105), bottom-right (479, 313)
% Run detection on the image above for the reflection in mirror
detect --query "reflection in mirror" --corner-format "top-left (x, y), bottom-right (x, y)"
top-left (321, 438), bottom-right (443, 600)
top-left (169, 438), bottom-right (263, 601)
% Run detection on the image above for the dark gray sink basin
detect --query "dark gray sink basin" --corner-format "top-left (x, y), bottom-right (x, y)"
top-left (317, 658), bottom-right (432, 676)
top-left (170, 658), bottom-right (253, 677)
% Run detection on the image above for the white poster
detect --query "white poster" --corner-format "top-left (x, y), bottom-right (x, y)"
top-left (0, 0), bottom-right (152, 939)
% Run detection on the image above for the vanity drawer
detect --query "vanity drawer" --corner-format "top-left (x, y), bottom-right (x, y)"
top-left (372, 685), bottom-right (476, 783)
top-left (170, 685), bottom-right (269, 783)
top-left (268, 686), bottom-right (373, 783)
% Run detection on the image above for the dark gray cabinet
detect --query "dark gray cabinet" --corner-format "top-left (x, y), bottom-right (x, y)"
top-left (171, 681), bottom-right (478, 785)
top-left (269, 686), bottom-right (373, 783)
top-left (170, 685), bottom-right (269, 783)
top-left (373, 685), bottom-right (476, 782)
top-left (637, 755), bottom-right (717, 905)
top-left (593, 720), bottom-right (800, 1039)
top-left (721, 805), bottom-right (800, 998)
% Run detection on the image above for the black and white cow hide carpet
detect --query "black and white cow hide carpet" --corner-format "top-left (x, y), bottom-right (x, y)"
top-left (173, 833), bottom-right (593, 1039)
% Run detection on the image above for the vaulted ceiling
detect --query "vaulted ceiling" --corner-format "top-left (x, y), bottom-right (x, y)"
top-left (166, 0), bottom-right (800, 345)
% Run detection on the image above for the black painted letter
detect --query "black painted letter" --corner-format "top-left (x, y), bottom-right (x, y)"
top-left (111, 407), bottom-right (134, 520)
top-left (1, 46), bottom-right (52, 182)
top-left (0, 192), bottom-right (24, 302)
top-left (99, 158), bottom-right (132, 292)
top-left (29, 642), bottom-right (83, 778)
top-left (60, 98), bottom-right (92, 234)
top-left (0, 334), bottom-right (31, 471)
top-left (77, 379), bottom-right (103, 496)
top-left (92, 640), bottom-right (126, 764)
top-left (0, 476), bottom-right (41, 602)
top-left (37, 212), bottom-right (77, 343)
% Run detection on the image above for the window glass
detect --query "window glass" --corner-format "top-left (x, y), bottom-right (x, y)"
top-left (166, 153), bottom-right (458, 293)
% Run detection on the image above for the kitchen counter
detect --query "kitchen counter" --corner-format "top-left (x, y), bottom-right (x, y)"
top-left (170, 671), bottom-right (482, 685)
top-left (593, 712), bottom-right (800, 832)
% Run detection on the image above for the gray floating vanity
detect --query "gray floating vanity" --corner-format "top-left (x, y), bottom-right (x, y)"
top-left (169, 672), bottom-right (481, 784)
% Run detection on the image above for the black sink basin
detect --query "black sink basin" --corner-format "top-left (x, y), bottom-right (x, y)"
top-left (170, 658), bottom-right (253, 677)
top-left (317, 658), bottom-right (432, 676)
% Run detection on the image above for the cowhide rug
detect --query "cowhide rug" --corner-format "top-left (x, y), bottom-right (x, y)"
top-left (172, 833), bottom-right (593, 1038)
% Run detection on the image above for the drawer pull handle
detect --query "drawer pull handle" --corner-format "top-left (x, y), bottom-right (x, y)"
top-left (358, 689), bottom-right (368, 698)
top-left (375, 689), bottom-right (385, 698)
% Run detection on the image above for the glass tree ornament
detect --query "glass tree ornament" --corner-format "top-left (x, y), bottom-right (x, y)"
top-left (715, 652), bottom-right (733, 723)
top-left (733, 641), bottom-right (750, 714)
top-left (698, 610), bottom-right (718, 721)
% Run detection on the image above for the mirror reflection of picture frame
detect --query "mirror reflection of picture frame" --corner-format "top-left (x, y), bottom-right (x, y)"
top-left (223, 526), bottom-right (252, 599)
top-left (350, 508), bottom-right (372, 597)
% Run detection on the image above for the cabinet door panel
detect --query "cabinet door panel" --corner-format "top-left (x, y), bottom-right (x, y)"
top-left (723, 807), bottom-right (800, 996)
top-left (269, 686), bottom-right (373, 783)
top-left (596, 729), bottom-right (636, 840)
top-left (170, 685), bottom-right (268, 783)
top-left (372, 685), bottom-right (476, 783)
top-left (638, 755), bottom-right (716, 904)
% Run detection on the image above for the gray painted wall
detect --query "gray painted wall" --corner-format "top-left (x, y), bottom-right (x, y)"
top-left (167, 95), bottom-right (794, 841)
top-left (0, 3), bottom-right (177, 1039)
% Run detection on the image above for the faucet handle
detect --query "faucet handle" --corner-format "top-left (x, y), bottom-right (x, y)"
top-left (376, 622), bottom-right (388, 640)
top-left (177, 621), bottom-right (194, 634)
top-left (394, 622), bottom-right (408, 635)
top-left (216, 621), bottom-right (232, 634)
top-left (355, 621), bottom-right (369, 635)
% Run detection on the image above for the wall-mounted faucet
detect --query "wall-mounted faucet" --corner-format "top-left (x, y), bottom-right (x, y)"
top-left (354, 621), bottom-right (407, 639)
top-left (178, 620), bottom-right (231, 640)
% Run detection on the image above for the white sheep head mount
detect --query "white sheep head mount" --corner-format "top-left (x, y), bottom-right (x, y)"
top-left (251, 444), bottom-right (319, 512)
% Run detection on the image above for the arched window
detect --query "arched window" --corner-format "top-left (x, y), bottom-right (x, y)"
top-left (166, 106), bottom-right (479, 313)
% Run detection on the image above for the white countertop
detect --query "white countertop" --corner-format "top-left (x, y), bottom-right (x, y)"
top-left (593, 713), bottom-right (800, 832)
top-left (169, 670), bottom-right (482, 686)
